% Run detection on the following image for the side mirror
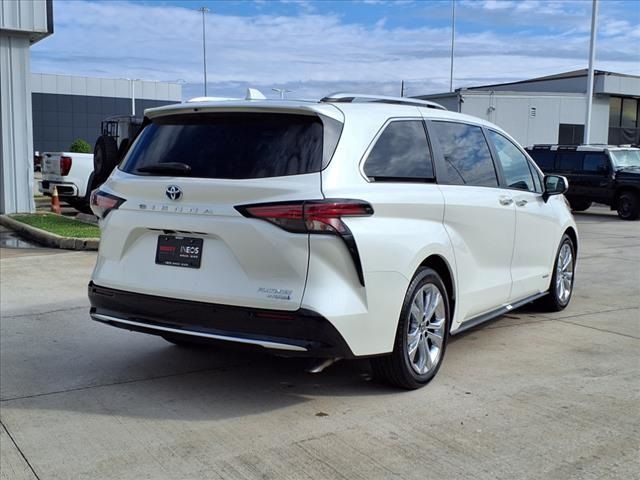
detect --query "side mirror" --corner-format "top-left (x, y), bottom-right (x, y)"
top-left (543, 175), bottom-right (568, 202)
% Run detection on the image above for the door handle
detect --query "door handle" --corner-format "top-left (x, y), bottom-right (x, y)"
top-left (499, 197), bottom-right (513, 206)
top-left (516, 199), bottom-right (528, 207)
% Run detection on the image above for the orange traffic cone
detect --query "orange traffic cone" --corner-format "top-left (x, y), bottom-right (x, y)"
top-left (51, 186), bottom-right (62, 214)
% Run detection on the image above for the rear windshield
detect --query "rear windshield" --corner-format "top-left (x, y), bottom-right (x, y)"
top-left (121, 113), bottom-right (337, 179)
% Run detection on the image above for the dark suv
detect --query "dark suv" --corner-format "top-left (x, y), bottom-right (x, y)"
top-left (526, 145), bottom-right (640, 220)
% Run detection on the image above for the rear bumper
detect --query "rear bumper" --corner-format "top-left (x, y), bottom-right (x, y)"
top-left (88, 282), bottom-right (354, 358)
top-left (39, 180), bottom-right (79, 197)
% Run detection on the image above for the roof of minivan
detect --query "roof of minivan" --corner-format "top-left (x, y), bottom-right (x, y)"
top-left (143, 98), bottom-right (499, 130)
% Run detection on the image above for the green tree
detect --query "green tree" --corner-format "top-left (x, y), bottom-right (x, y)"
top-left (69, 138), bottom-right (92, 153)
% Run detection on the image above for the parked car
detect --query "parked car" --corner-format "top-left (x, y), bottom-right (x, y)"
top-left (92, 115), bottom-right (144, 187)
top-left (39, 151), bottom-right (95, 213)
top-left (88, 92), bottom-right (578, 389)
top-left (526, 144), bottom-right (640, 220)
top-left (34, 152), bottom-right (42, 172)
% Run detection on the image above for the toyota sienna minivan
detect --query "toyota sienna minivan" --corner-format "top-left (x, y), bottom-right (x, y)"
top-left (89, 92), bottom-right (577, 389)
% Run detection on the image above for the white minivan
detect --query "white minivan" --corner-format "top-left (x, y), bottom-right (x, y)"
top-left (89, 93), bottom-right (577, 389)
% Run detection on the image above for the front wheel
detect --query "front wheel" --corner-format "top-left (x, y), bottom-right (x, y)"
top-left (617, 191), bottom-right (639, 220)
top-left (539, 234), bottom-right (576, 312)
top-left (371, 267), bottom-right (450, 389)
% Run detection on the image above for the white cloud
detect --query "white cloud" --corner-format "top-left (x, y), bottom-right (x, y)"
top-left (31, 0), bottom-right (640, 100)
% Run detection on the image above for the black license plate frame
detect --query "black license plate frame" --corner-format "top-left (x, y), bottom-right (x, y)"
top-left (155, 235), bottom-right (203, 269)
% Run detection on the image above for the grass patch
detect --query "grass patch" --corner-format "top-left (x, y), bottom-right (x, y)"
top-left (10, 214), bottom-right (100, 238)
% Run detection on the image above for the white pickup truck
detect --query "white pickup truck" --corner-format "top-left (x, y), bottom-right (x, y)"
top-left (39, 152), bottom-right (95, 213)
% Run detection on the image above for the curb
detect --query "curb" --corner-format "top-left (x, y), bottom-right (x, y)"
top-left (0, 215), bottom-right (99, 251)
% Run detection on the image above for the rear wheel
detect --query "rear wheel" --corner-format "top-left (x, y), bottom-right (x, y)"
top-left (617, 191), bottom-right (639, 220)
top-left (66, 173), bottom-right (97, 215)
top-left (539, 234), bottom-right (575, 312)
top-left (567, 197), bottom-right (592, 212)
top-left (371, 267), bottom-right (449, 389)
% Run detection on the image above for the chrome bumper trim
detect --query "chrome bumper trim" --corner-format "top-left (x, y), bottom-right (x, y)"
top-left (91, 313), bottom-right (308, 352)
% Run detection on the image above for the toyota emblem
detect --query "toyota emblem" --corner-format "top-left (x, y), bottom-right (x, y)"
top-left (165, 185), bottom-right (183, 201)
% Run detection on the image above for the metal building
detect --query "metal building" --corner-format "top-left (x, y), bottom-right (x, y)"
top-left (31, 74), bottom-right (182, 153)
top-left (1, 0), bottom-right (53, 214)
top-left (416, 70), bottom-right (640, 147)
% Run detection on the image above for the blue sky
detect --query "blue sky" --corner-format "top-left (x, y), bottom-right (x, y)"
top-left (32, 0), bottom-right (640, 100)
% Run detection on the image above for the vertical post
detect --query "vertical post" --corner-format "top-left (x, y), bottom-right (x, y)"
top-left (131, 79), bottom-right (135, 116)
top-left (584, 0), bottom-right (599, 145)
top-left (449, 0), bottom-right (456, 92)
top-left (401, 80), bottom-right (404, 97)
top-left (198, 7), bottom-right (209, 97)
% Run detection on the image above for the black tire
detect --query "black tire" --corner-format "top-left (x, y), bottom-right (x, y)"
top-left (371, 267), bottom-right (450, 390)
top-left (616, 191), bottom-right (639, 220)
top-left (538, 234), bottom-right (576, 312)
top-left (567, 197), bottom-right (592, 212)
top-left (66, 173), bottom-right (97, 215)
top-left (93, 135), bottom-right (118, 184)
top-left (66, 198), bottom-right (93, 215)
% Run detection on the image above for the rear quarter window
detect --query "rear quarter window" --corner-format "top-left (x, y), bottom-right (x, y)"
top-left (363, 120), bottom-right (434, 181)
top-left (527, 149), bottom-right (556, 171)
top-left (121, 113), bottom-right (337, 179)
top-left (556, 151), bottom-right (585, 172)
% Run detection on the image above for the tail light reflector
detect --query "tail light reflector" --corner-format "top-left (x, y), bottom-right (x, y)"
top-left (90, 190), bottom-right (125, 219)
top-left (60, 156), bottom-right (72, 176)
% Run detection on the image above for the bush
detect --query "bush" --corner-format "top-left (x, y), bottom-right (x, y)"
top-left (69, 138), bottom-right (92, 153)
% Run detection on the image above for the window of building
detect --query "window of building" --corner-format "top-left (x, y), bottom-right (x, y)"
top-left (608, 96), bottom-right (640, 145)
top-left (488, 130), bottom-right (535, 192)
top-left (621, 98), bottom-right (638, 129)
top-left (363, 121), bottom-right (434, 180)
top-left (609, 97), bottom-right (622, 127)
top-left (558, 124), bottom-right (584, 145)
top-left (431, 122), bottom-right (498, 187)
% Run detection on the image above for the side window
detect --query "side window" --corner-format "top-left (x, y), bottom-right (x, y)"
top-left (431, 122), bottom-right (498, 187)
top-left (557, 151), bottom-right (584, 172)
top-left (363, 120), bottom-right (434, 180)
top-left (488, 130), bottom-right (535, 192)
top-left (583, 153), bottom-right (608, 173)
top-left (527, 149), bottom-right (556, 171)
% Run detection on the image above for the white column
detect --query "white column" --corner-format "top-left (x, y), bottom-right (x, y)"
top-left (0, 33), bottom-right (35, 214)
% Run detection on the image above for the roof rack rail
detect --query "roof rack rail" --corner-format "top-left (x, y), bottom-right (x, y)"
top-left (320, 93), bottom-right (446, 110)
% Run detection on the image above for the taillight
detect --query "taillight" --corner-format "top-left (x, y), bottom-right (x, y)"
top-left (90, 189), bottom-right (125, 219)
top-left (236, 199), bottom-right (373, 285)
top-left (237, 200), bottom-right (373, 234)
top-left (60, 156), bottom-right (72, 176)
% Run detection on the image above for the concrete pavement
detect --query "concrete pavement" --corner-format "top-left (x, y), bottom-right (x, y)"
top-left (1, 206), bottom-right (638, 479)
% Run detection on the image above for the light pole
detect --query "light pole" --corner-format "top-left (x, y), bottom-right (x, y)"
top-left (131, 79), bottom-right (137, 116)
top-left (449, 0), bottom-right (456, 93)
top-left (272, 88), bottom-right (292, 99)
top-left (198, 6), bottom-right (210, 96)
top-left (121, 78), bottom-right (141, 116)
top-left (584, 0), bottom-right (599, 145)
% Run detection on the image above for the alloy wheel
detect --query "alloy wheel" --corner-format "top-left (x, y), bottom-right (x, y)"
top-left (555, 243), bottom-right (574, 305)
top-left (406, 283), bottom-right (446, 375)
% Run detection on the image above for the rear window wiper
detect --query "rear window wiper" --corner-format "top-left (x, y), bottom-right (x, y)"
top-left (135, 162), bottom-right (192, 175)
